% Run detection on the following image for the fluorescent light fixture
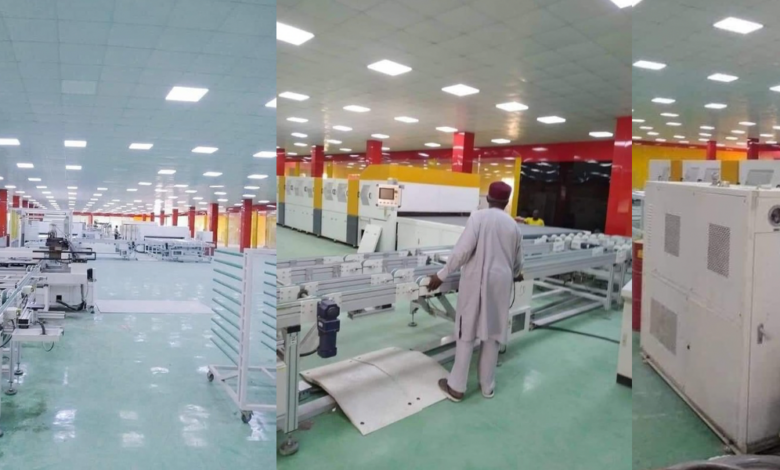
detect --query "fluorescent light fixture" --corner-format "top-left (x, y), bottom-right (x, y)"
top-left (610, 0), bottom-right (642, 8)
top-left (198, 201), bottom-right (207, 205)
top-left (173, 184), bottom-right (188, 188)
top-left (266, 98), bottom-right (277, 108)
top-left (214, 191), bottom-right (226, 195)
top-left (333, 125), bottom-right (352, 131)
top-left (36, 185), bottom-right (46, 189)
top-left (254, 151), bottom-right (276, 159)
top-left (127, 188), bottom-right (137, 192)
top-left (731, 130), bottom-right (745, 134)
top-left (640, 126), bottom-right (653, 130)
top-left (210, 185), bottom-right (224, 188)
top-left (158, 169), bottom-right (176, 175)
top-left (344, 105), bottom-right (370, 113)
top-left (287, 117), bottom-right (308, 123)
top-left (185, 190), bottom-right (197, 193)
top-left (714, 17), bottom-right (763, 35)
top-left (633, 60), bottom-right (666, 70)
top-left (739, 121), bottom-right (756, 126)
top-left (442, 84), bottom-right (480, 97)
top-left (28, 178), bottom-right (41, 182)
top-left (537, 116), bottom-right (566, 124)
top-left (277, 22), bottom-right (314, 46)
top-left (293, 143), bottom-right (307, 147)
top-left (491, 139), bottom-right (511, 144)
top-left (652, 98), bottom-right (675, 104)
top-left (367, 60), bottom-right (411, 76)
top-left (590, 132), bottom-right (614, 138)
top-left (193, 197), bottom-right (203, 200)
top-left (436, 127), bottom-right (458, 133)
top-left (674, 135), bottom-right (686, 139)
top-left (700, 133), bottom-right (712, 137)
top-left (41, 191), bottom-right (51, 194)
top-left (424, 143), bottom-right (441, 148)
top-left (64, 140), bottom-right (87, 148)
top-left (647, 132), bottom-right (659, 136)
top-left (166, 86), bottom-right (209, 102)
top-left (760, 134), bottom-right (774, 138)
top-left (203, 172), bottom-right (222, 177)
top-left (17, 163), bottom-right (34, 169)
top-left (395, 117), bottom-right (418, 123)
top-left (192, 146), bottom-right (218, 154)
top-left (244, 186), bottom-right (259, 190)
top-left (382, 147), bottom-right (390, 151)
top-left (248, 174), bottom-right (269, 180)
top-left (726, 136), bottom-right (738, 141)
top-left (660, 113), bottom-right (678, 117)
top-left (97, 186), bottom-right (107, 190)
top-left (291, 133), bottom-right (307, 138)
top-left (154, 188), bottom-right (167, 193)
top-left (632, 119), bottom-right (645, 123)
top-left (698, 138), bottom-right (710, 142)
top-left (656, 138), bottom-right (667, 142)
top-left (279, 91), bottom-right (309, 101)
top-left (708, 73), bottom-right (738, 83)
top-left (705, 103), bottom-right (727, 109)
top-left (666, 122), bottom-right (682, 126)
top-left (130, 143), bottom-right (153, 150)
top-left (66, 165), bottom-right (82, 170)
top-left (339, 148), bottom-right (352, 152)
top-left (371, 134), bottom-right (389, 139)
top-left (326, 139), bottom-right (342, 144)
top-left (93, 193), bottom-right (102, 196)
top-left (138, 182), bottom-right (152, 186)
top-left (242, 194), bottom-right (256, 198)
top-left (0, 138), bottom-right (20, 146)
top-left (701, 126), bottom-right (715, 130)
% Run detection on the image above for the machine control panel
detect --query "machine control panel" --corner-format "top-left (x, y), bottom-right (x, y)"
top-left (376, 184), bottom-right (401, 207)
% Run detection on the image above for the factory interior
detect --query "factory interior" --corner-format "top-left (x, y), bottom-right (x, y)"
top-left (632, 1), bottom-right (780, 469)
top-left (0, 1), bottom-right (277, 468)
top-left (276, 1), bottom-right (632, 469)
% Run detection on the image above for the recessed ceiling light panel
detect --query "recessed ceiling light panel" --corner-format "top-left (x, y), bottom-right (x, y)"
top-left (713, 17), bottom-right (763, 35)
top-left (441, 84), bottom-right (480, 96)
top-left (166, 86), bottom-right (209, 102)
top-left (277, 22), bottom-right (314, 46)
top-left (633, 60), bottom-right (666, 70)
top-left (367, 60), bottom-right (411, 76)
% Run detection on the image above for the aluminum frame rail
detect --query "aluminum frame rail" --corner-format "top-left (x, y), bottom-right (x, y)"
top-left (207, 248), bottom-right (276, 424)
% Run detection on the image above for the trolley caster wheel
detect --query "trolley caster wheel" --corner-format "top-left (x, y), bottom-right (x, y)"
top-left (241, 411), bottom-right (253, 423)
top-left (13, 369), bottom-right (23, 376)
top-left (207, 372), bottom-right (214, 382)
top-left (279, 436), bottom-right (299, 456)
top-left (408, 321), bottom-right (417, 327)
top-left (5, 388), bottom-right (16, 396)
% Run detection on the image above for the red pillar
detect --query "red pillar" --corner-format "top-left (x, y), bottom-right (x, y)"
top-left (366, 140), bottom-right (382, 165)
top-left (605, 116), bottom-right (632, 236)
top-left (706, 140), bottom-right (717, 160)
top-left (277, 148), bottom-right (286, 176)
top-left (188, 206), bottom-right (196, 238)
top-left (240, 199), bottom-right (252, 252)
top-left (452, 131), bottom-right (475, 173)
top-left (11, 195), bottom-right (19, 208)
top-left (159, 209), bottom-right (165, 226)
top-left (150, 212), bottom-right (155, 222)
top-left (311, 145), bottom-right (325, 177)
top-left (209, 203), bottom-right (219, 245)
top-left (748, 138), bottom-right (760, 160)
top-left (88, 213), bottom-right (93, 225)
top-left (142, 214), bottom-right (147, 222)
top-left (22, 200), bottom-right (28, 208)
top-left (0, 189), bottom-right (7, 238)
top-left (172, 208), bottom-right (179, 226)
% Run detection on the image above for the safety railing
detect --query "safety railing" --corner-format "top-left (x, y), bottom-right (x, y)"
top-left (207, 248), bottom-right (276, 423)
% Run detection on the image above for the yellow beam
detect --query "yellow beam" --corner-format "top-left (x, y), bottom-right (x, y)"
top-left (511, 158), bottom-right (522, 217)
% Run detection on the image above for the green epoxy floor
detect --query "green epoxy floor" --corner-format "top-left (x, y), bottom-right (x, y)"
top-left (0, 258), bottom-right (274, 469)
top-left (277, 227), bottom-right (631, 470)
top-left (632, 334), bottom-right (723, 470)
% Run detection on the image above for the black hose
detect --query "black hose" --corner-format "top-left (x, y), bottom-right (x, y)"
top-left (536, 325), bottom-right (620, 344)
top-left (37, 320), bottom-right (46, 336)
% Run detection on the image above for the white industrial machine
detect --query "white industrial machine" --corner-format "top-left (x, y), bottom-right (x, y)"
top-left (642, 181), bottom-right (780, 453)
top-left (649, 160), bottom-right (672, 181)
top-left (321, 178), bottom-right (350, 243)
top-left (284, 176), bottom-right (314, 233)
top-left (682, 160), bottom-right (721, 182)
top-left (633, 190), bottom-right (645, 238)
top-left (277, 236), bottom-right (631, 454)
top-left (617, 280), bottom-right (632, 387)
top-left (739, 160), bottom-right (780, 187)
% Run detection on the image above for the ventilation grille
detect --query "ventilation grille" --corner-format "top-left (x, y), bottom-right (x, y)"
top-left (324, 183), bottom-right (334, 201)
top-left (511, 313), bottom-right (526, 334)
top-left (707, 223), bottom-right (730, 277)
top-left (746, 169), bottom-right (773, 186)
top-left (650, 298), bottom-right (678, 355)
top-left (664, 213), bottom-right (680, 257)
top-left (337, 183), bottom-right (347, 203)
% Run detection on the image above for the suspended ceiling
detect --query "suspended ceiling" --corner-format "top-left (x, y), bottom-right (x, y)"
top-left (632, 0), bottom-right (780, 148)
top-left (0, 0), bottom-right (276, 214)
top-left (277, 0), bottom-right (632, 156)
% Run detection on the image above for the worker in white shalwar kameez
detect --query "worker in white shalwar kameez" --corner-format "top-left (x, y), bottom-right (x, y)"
top-left (428, 181), bottom-right (523, 402)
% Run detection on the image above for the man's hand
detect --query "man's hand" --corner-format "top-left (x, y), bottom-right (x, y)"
top-left (514, 273), bottom-right (524, 283)
top-left (427, 274), bottom-right (443, 291)
top-left (514, 217), bottom-right (526, 224)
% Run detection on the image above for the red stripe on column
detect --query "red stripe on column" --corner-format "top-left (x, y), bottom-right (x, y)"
top-left (12, 195), bottom-right (19, 208)
top-left (311, 145), bottom-right (324, 177)
top-left (172, 208), bottom-right (179, 226)
top-left (0, 190), bottom-right (7, 237)
top-left (277, 148), bottom-right (286, 175)
top-left (366, 140), bottom-right (382, 165)
top-left (452, 131), bottom-right (475, 173)
top-left (159, 209), bottom-right (165, 226)
top-left (209, 203), bottom-right (218, 245)
top-left (747, 138), bottom-right (759, 160)
top-left (188, 206), bottom-right (195, 238)
top-left (240, 199), bottom-right (252, 252)
top-left (605, 116), bottom-right (632, 236)
top-left (706, 140), bottom-right (717, 160)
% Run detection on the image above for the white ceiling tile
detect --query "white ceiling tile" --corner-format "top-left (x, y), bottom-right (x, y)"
top-left (113, 0), bottom-right (177, 26)
top-left (156, 27), bottom-right (213, 53)
top-left (60, 63), bottom-right (103, 81)
top-left (59, 44), bottom-right (107, 65)
top-left (12, 41), bottom-right (59, 62)
top-left (0, 0), bottom-right (57, 19)
top-left (167, 0), bottom-right (235, 31)
top-left (58, 20), bottom-right (113, 45)
top-left (5, 18), bottom-right (58, 42)
top-left (364, 2), bottom-right (424, 29)
top-left (103, 46), bottom-right (152, 67)
top-left (0, 40), bottom-right (17, 62)
top-left (220, 4), bottom-right (275, 35)
top-left (108, 23), bottom-right (165, 48)
top-left (56, 0), bottom-right (116, 22)
top-left (435, 5), bottom-right (495, 33)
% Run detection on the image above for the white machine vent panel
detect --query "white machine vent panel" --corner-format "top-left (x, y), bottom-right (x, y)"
top-left (337, 183), bottom-right (347, 203)
top-left (703, 168), bottom-right (719, 182)
top-left (650, 298), bottom-right (678, 355)
top-left (707, 224), bottom-right (730, 278)
top-left (664, 213), bottom-right (681, 257)
top-left (746, 170), bottom-right (773, 187)
top-left (324, 182), bottom-right (334, 201)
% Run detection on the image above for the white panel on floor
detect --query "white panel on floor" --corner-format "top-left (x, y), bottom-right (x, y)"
top-left (301, 347), bottom-right (447, 435)
top-left (96, 300), bottom-right (212, 314)
top-left (357, 224), bottom-right (382, 253)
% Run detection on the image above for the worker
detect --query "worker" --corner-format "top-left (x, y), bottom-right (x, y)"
top-left (428, 181), bottom-right (523, 401)
top-left (524, 210), bottom-right (545, 226)
top-left (114, 226), bottom-right (120, 240)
